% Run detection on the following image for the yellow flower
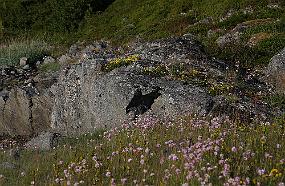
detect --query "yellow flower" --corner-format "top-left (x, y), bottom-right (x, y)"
top-left (260, 136), bottom-right (266, 144)
top-left (269, 168), bottom-right (279, 176)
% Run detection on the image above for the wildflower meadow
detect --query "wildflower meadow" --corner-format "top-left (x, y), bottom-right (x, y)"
top-left (0, 114), bottom-right (284, 185)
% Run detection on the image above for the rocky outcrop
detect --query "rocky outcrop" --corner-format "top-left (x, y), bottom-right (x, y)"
top-left (0, 35), bottom-right (280, 137)
top-left (0, 85), bottom-right (54, 137)
top-left (0, 64), bottom-right (57, 137)
top-left (265, 48), bottom-right (285, 93)
top-left (50, 35), bottom-right (214, 134)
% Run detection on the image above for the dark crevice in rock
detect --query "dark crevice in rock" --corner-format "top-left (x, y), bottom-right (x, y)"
top-left (28, 97), bottom-right (35, 134)
top-left (126, 87), bottom-right (162, 118)
top-left (205, 99), bottom-right (215, 114)
top-left (23, 87), bottom-right (37, 135)
top-left (1, 92), bottom-right (9, 103)
top-left (1, 91), bottom-right (13, 136)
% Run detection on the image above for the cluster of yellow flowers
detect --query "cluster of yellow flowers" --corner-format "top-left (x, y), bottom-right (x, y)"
top-left (208, 82), bottom-right (233, 96)
top-left (104, 54), bottom-right (140, 71)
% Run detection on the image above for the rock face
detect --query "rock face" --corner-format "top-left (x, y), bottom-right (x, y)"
top-left (0, 35), bottom-right (279, 137)
top-left (0, 87), bottom-right (53, 136)
top-left (265, 48), bottom-right (285, 93)
top-left (50, 35), bottom-right (214, 134)
top-left (0, 64), bottom-right (56, 137)
top-left (51, 63), bottom-right (211, 134)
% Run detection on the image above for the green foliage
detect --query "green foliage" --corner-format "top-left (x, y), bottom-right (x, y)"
top-left (0, 0), bottom-right (111, 35)
top-left (208, 82), bottom-right (234, 96)
top-left (264, 93), bottom-right (285, 109)
top-left (201, 17), bottom-right (285, 67)
top-left (1, 0), bottom-right (284, 68)
top-left (143, 65), bottom-right (169, 77)
top-left (0, 39), bottom-right (50, 66)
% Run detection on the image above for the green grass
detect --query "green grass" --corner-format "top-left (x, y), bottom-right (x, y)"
top-left (1, 0), bottom-right (284, 68)
top-left (82, 0), bottom-right (284, 42)
top-left (0, 39), bottom-right (50, 67)
top-left (0, 116), bottom-right (284, 185)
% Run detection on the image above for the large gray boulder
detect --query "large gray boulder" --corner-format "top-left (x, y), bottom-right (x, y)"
top-left (50, 35), bottom-right (217, 135)
top-left (51, 62), bottom-right (212, 135)
top-left (265, 48), bottom-right (285, 93)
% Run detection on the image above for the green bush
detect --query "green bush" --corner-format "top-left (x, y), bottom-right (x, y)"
top-left (0, 39), bottom-right (50, 67)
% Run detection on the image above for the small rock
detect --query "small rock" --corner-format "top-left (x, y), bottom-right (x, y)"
top-left (25, 132), bottom-right (60, 150)
top-left (69, 44), bottom-right (80, 56)
top-left (36, 61), bottom-right (41, 66)
top-left (58, 55), bottom-right (72, 65)
top-left (22, 65), bottom-right (30, 70)
top-left (43, 56), bottom-right (55, 64)
top-left (20, 57), bottom-right (28, 66)
top-left (216, 32), bottom-right (240, 48)
top-left (0, 162), bottom-right (16, 169)
top-left (264, 48), bottom-right (285, 93)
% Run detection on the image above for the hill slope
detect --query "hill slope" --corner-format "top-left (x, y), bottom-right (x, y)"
top-left (82, 0), bottom-right (284, 67)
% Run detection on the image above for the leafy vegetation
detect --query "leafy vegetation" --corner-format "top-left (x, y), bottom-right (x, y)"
top-left (0, 116), bottom-right (285, 185)
top-left (0, 0), bottom-right (113, 35)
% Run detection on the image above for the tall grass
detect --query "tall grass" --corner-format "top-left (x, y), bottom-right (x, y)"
top-left (0, 115), bottom-right (284, 185)
top-left (0, 39), bottom-right (50, 67)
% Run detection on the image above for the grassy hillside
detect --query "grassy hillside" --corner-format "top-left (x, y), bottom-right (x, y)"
top-left (83, 0), bottom-right (284, 40)
top-left (82, 0), bottom-right (284, 67)
top-left (1, 0), bottom-right (284, 67)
